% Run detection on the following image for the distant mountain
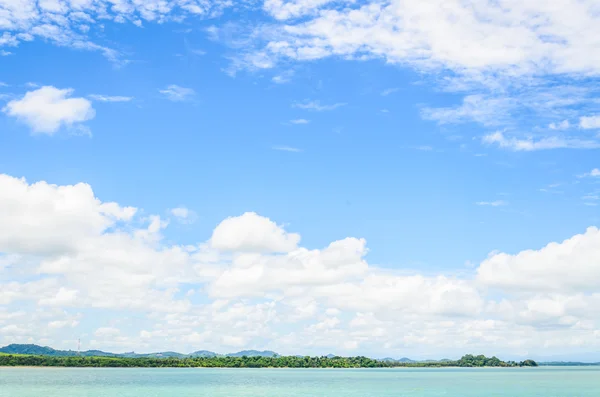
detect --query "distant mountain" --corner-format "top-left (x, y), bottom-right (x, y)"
top-left (378, 357), bottom-right (416, 363)
top-left (0, 344), bottom-right (116, 357)
top-left (325, 354), bottom-right (337, 359)
top-left (0, 344), bottom-right (71, 356)
top-left (227, 350), bottom-right (279, 357)
top-left (138, 352), bottom-right (188, 359)
top-left (0, 344), bottom-right (283, 359)
top-left (189, 350), bottom-right (218, 358)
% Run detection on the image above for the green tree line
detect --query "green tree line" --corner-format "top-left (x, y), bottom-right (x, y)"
top-left (0, 353), bottom-right (537, 368)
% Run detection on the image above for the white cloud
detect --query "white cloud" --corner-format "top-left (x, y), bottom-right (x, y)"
top-left (2, 86), bottom-right (95, 135)
top-left (170, 207), bottom-right (197, 224)
top-left (272, 146), bottom-right (303, 152)
top-left (210, 212), bottom-right (300, 253)
top-left (478, 227), bottom-right (600, 293)
top-left (381, 88), bottom-right (399, 96)
top-left (38, 288), bottom-right (79, 307)
top-left (0, 1), bottom-right (232, 61)
top-left (256, 1), bottom-right (600, 76)
top-left (1, 50), bottom-right (12, 56)
top-left (209, 237), bottom-right (369, 299)
top-left (94, 327), bottom-right (121, 337)
top-left (293, 100), bottom-right (346, 111)
top-left (482, 131), bottom-right (600, 151)
top-left (580, 115), bottom-right (600, 129)
top-left (578, 168), bottom-right (600, 178)
top-left (171, 207), bottom-right (191, 219)
top-left (476, 200), bottom-right (507, 207)
top-left (272, 70), bottom-right (295, 84)
top-left (422, 95), bottom-right (513, 126)
top-left (48, 319), bottom-right (79, 329)
top-left (89, 95), bottom-right (133, 102)
top-left (264, 0), bottom-right (337, 20)
top-left (159, 85), bottom-right (196, 102)
top-left (549, 120), bottom-right (570, 130)
top-left (3, 173), bottom-right (600, 356)
top-left (290, 119), bottom-right (309, 124)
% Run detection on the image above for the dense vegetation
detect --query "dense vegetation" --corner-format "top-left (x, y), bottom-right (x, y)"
top-left (0, 353), bottom-right (537, 368)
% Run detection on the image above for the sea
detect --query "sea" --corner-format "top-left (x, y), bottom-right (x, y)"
top-left (1, 367), bottom-right (599, 396)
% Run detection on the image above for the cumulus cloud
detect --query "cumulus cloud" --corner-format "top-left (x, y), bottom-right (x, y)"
top-left (2, 86), bottom-right (95, 135)
top-left (478, 227), bottom-right (600, 293)
top-left (578, 168), bottom-right (600, 178)
top-left (210, 212), bottom-right (300, 253)
top-left (580, 115), bottom-right (600, 129)
top-left (2, 173), bottom-right (600, 356)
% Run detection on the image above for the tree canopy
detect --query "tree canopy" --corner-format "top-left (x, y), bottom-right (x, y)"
top-left (0, 353), bottom-right (537, 368)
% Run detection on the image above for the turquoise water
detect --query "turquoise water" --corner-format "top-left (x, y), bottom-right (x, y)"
top-left (1, 367), bottom-right (599, 396)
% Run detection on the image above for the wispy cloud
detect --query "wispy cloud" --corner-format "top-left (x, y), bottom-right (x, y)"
top-left (539, 183), bottom-right (563, 194)
top-left (170, 207), bottom-right (198, 224)
top-left (272, 70), bottom-right (295, 84)
top-left (381, 88), bottom-right (399, 96)
top-left (549, 120), bottom-right (570, 130)
top-left (290, 119), bottom-right (310, 124)
top-left (483, 131), bottom-right (600, 151)
top-left (0, 50), bottom-right (12, 56)
top-left (476, 200), bottom-right (508, 207)
top-left (293, 100), bottom-right (346, 111)
top-left (89, 95), bottom-right (133, 103)
top-left (159, 85), bottom-right (195, 102)
top-left (272, 145), bottom-right (302, 152)
top-left (422, 95), bottom-right (513, 126)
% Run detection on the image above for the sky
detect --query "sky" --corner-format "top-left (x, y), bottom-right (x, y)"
top-left (1, 0), bottom-right (600, 362)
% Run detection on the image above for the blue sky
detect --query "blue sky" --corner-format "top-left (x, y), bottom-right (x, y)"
top-left (1, 0), bottom-right (600, 361)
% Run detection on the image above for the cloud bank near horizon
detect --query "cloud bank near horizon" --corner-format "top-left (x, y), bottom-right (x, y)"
top-left (1, 173), bottom-right (600, 358)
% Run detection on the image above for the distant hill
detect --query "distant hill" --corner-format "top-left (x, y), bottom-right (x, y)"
top-left (227, 350), bottom-right (279, 358)
top-left (189, 350), bottom-right (218, 358)
top-left (137, 352), bottom-right (188, 359)
top-left (378, 357), bottom-right (416, 363)
top-left (0, 344), bottom-right (278, 359)
top-left (0, 344), bottom-right (116, 357)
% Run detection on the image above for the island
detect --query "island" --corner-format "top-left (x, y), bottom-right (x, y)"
top-left (0, 352), bottom-right (537, 368)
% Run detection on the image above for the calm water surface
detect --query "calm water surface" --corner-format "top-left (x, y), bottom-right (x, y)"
top-left (1, 367), bottom-right (598, 396)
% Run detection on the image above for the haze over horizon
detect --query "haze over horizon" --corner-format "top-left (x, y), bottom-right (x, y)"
top-left (2, 0), bottom-right (600, 362)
